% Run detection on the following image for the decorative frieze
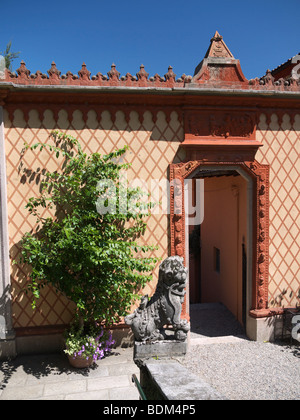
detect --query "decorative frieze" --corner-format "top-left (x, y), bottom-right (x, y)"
top-left (3, 105), bottom-right (182, 128)
top-left (185, 111), bottom-right (256, 140)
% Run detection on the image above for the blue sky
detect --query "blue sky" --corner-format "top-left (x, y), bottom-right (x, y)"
top-left (1, 0), bottom-right (299, 80)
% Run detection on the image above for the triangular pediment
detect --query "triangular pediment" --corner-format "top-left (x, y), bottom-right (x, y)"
top-left (192, 31), bottom-right (248, 85)
top-left (204, 31), bottom-right (234, 59)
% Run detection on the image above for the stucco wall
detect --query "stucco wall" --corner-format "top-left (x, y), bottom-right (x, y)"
top-left (256, 113), bottom-right (300, 308)
top-left (4, 108), bottom-right (184, 329)
top-left (3, 107), bottom-right (300, 329)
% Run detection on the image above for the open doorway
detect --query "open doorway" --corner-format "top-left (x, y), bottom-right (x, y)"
top-left (171, 159), bottom-right (269, 341)
top-left (188, 168), bottom-right (250, 334)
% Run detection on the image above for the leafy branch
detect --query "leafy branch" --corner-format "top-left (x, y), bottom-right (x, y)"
top-left (19, 131), bottom-right (159, 327)
top-left (0, 41), bottom-right (20, 71)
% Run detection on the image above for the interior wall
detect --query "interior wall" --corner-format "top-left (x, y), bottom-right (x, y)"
top-left (200, 175), bottom-right (247, 324)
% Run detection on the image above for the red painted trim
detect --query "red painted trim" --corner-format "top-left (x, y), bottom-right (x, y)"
top-left (249, 307), bottom-right (299, 318)
top-left (3, 62), bottom-right (300, 91)
top-left (15, 325), bottom-right (68, 337)
top-left (170, 159), bottom-right (270, 319)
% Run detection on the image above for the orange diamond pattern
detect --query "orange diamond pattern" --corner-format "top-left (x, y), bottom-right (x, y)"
top-left (256, 113), bottom-right (300, 308)
top-left (3, 107), bottom-right (184, 328)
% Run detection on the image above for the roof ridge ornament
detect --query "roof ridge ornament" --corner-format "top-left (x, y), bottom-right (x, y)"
top-left (47, 61), bottom-right (61, 80)
top-left (164, 65), bottom-right (176, 81)
top-left (205, 30), bottom-right (234, 59)
top-left (211, 30), bottom-right (223, 41)
top-left (16, 60), bottom-right (30, 80)
top-left (78, 62), bottom-right (91, 81)
top-left (107, 63), bottom-right (120, 82)
top-left (192, 31), bottom-right (247, 85)
top-left (136, 64), bottom-right (149, 81)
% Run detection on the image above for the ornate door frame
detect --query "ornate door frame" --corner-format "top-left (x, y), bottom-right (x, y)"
top-left (169, 159), bottom-right (270, 320)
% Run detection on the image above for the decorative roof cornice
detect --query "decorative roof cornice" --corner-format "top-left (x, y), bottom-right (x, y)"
top-left (270, 53), bottom-right (300, 75)
top-left (2, 60), bottom-right (300, 93)
top-left (2, 61), bottom-right (190, 88)
top-left (248, 69), bottom-right (300, 91)
top-left (1, 32), bottom-right (300, 93)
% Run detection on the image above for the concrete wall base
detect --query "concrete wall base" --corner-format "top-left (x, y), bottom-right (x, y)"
top-left (0, 338), bottom-right (16, 360)
top-left (0, 326), bottom-right (134, 360)
top-left (15, 334), bottom-right (65, 357)
top-left (246, 315), bottom-right (284, 342)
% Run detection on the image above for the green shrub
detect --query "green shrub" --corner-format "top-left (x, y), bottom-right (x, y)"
top-left (20, 131), bottom-right (158, 327)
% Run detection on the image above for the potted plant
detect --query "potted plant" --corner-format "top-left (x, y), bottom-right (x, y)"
top-left (19, 130), bottom-right (158, 367)
top-left (64, 321), bottom-right (115, 368)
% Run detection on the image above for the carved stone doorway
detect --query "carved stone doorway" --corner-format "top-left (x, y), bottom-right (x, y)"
top-left (170, 160), bottom-right (270, 339)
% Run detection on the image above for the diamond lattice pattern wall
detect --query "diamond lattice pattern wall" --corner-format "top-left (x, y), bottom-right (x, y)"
top-left (256, 113), bottom-right (300, 308)
top-left (4, 108), bottom-right (184, 329)
top-left (4, 108), bottom-right (299, 329)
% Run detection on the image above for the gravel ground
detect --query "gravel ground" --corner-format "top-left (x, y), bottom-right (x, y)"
top-left (181, 340), bottom-right (300, 400)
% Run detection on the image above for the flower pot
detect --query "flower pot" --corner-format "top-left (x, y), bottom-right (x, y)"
top-left (68, 354), bottom-right (94, 369)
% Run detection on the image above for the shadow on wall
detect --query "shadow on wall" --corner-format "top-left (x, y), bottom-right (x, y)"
top-left (10, 239), bottom-right (75, 329)
top-left (6, 107), bottom-right (185, 329)
top-left (6, 108), bottom-right (185, 143)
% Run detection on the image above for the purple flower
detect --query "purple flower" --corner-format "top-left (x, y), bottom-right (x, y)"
top-left (95, 329), bottom-right (104, 341)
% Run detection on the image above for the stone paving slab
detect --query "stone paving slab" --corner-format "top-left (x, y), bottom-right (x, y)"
top-left (143, 359), bottom-right (227, 400)
top-left (0, 348), bottom-right (140, 400)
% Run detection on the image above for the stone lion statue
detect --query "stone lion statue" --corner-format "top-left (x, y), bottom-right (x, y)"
top-left (125, 256), bottom-right (190, 342)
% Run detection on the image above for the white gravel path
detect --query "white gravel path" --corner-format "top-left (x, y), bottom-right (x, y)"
top-left (181, 303), bottom-right (300, 400)
top-left (181, 339), bottom-right (300, 400)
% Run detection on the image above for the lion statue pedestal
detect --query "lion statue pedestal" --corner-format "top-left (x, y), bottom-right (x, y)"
top-left (125, 256), bottom-right (190, 359)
